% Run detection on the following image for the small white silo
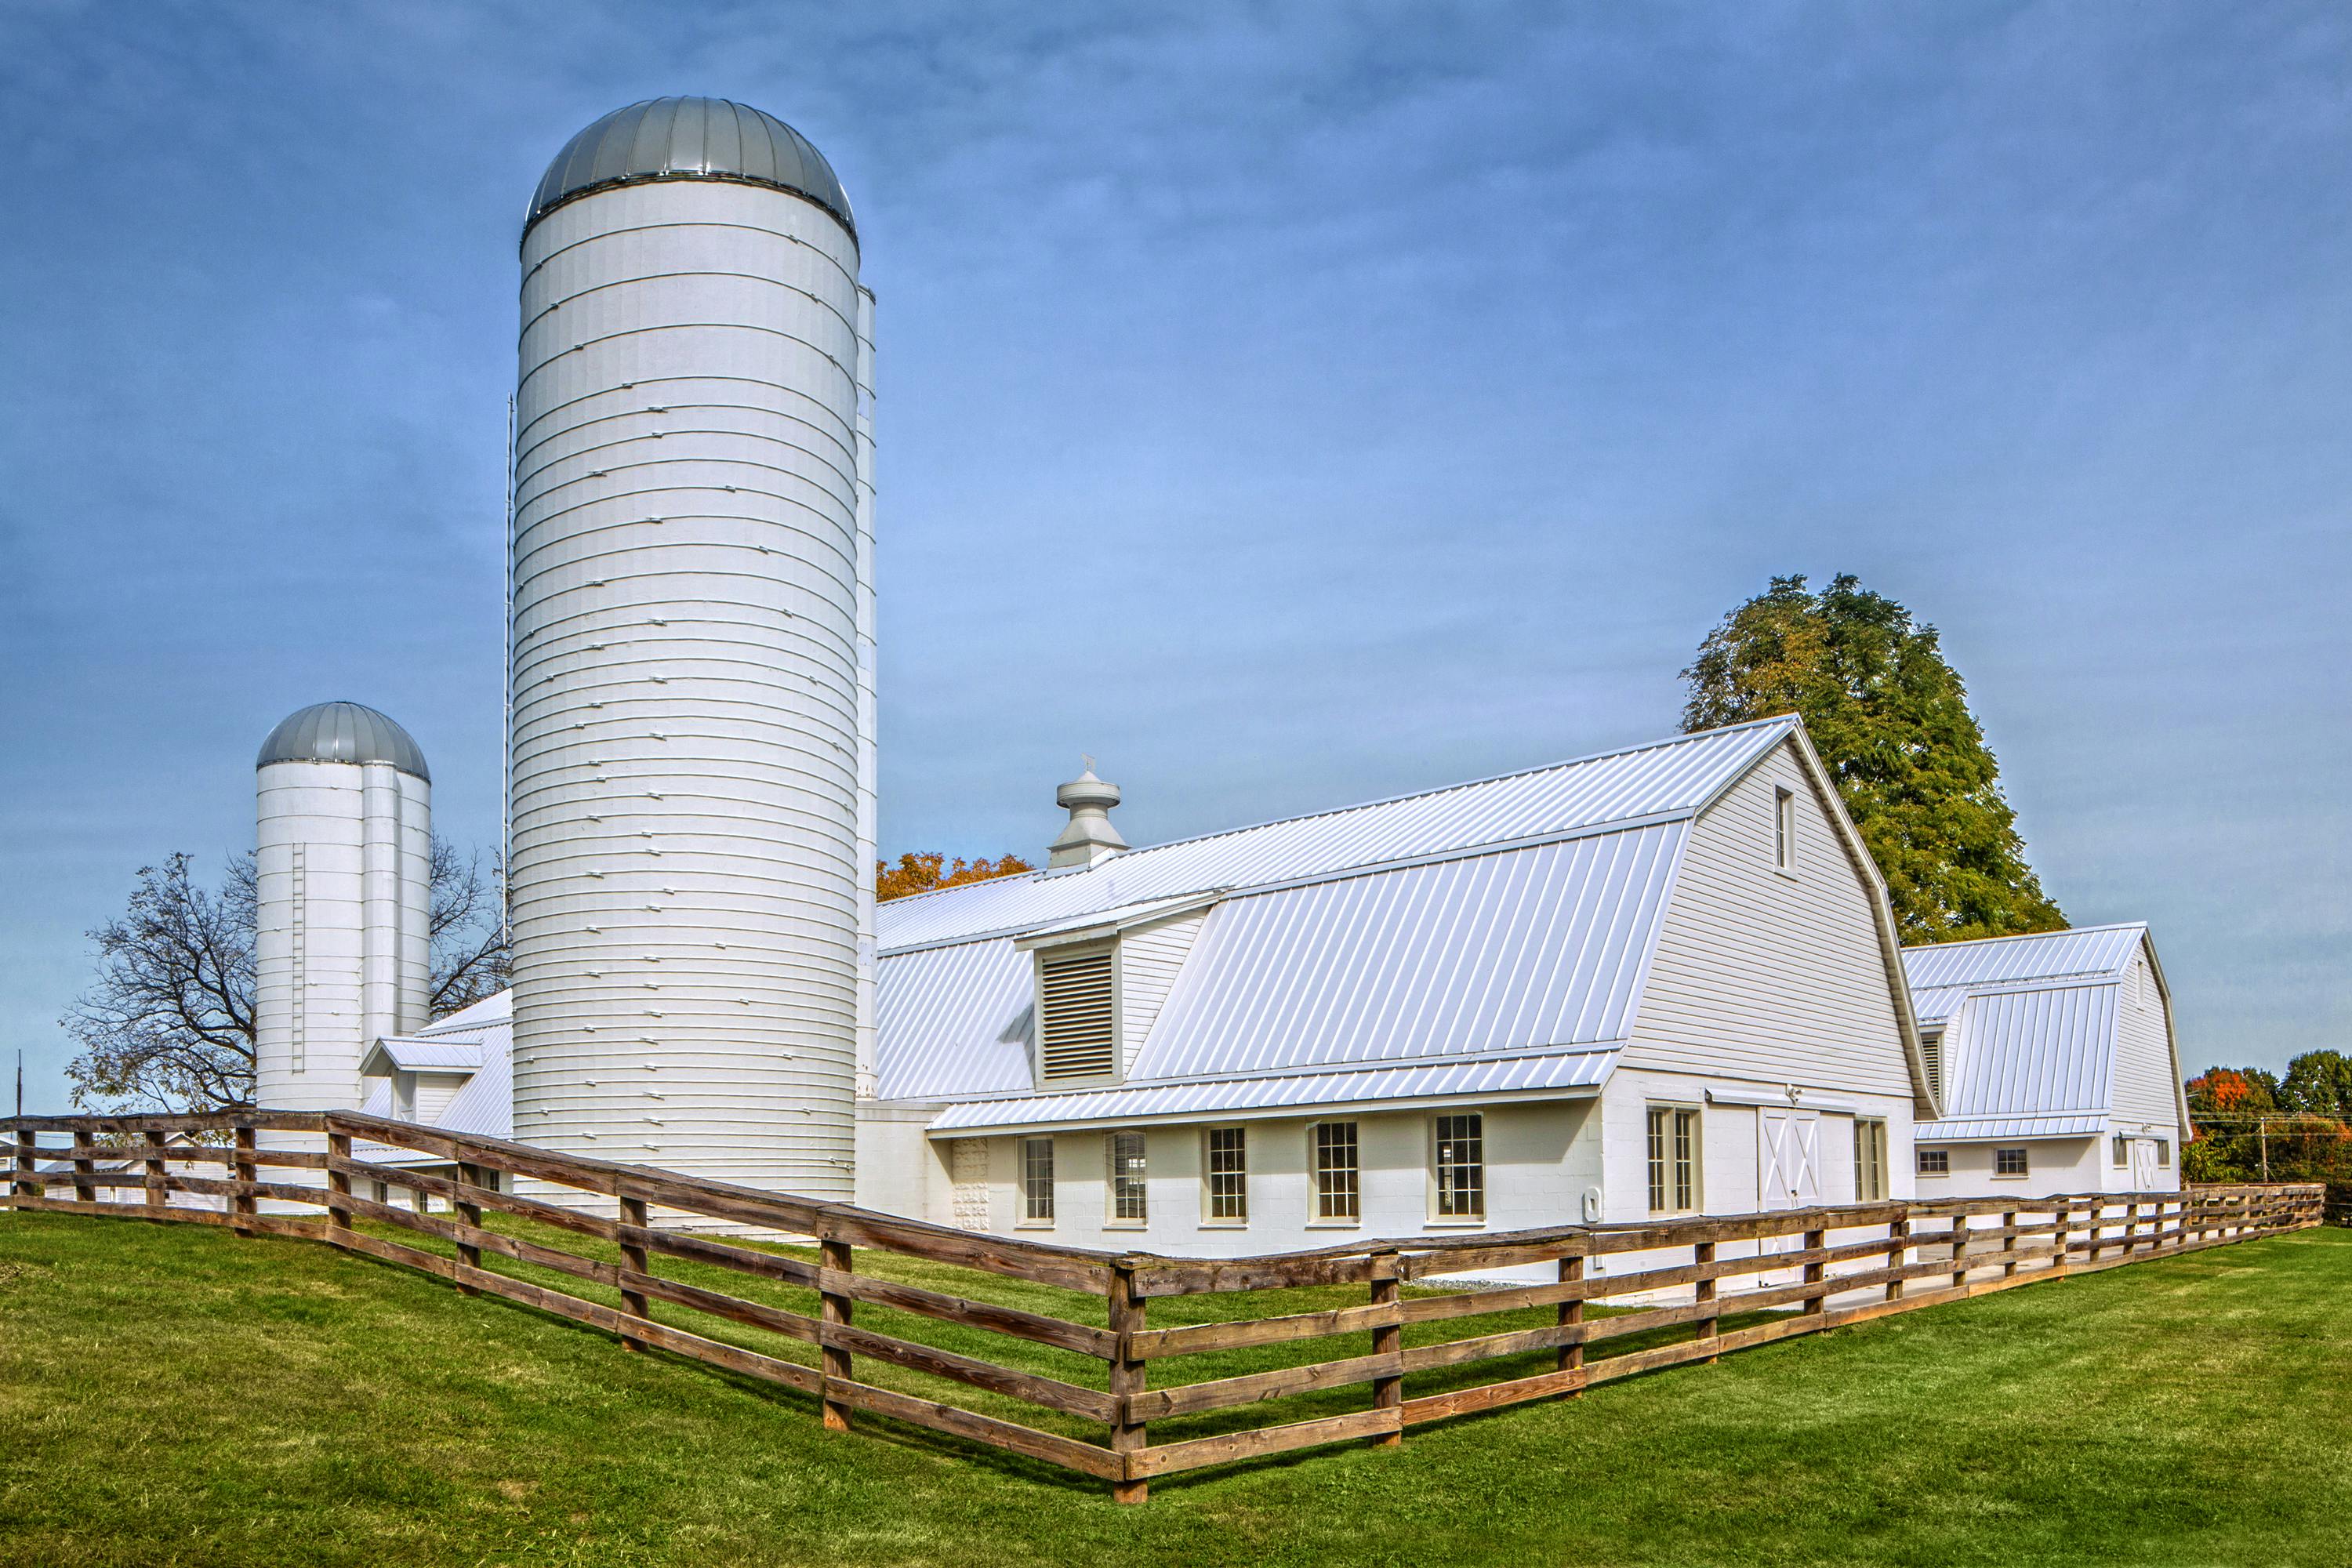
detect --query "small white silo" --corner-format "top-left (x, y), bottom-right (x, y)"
top-left (254, 701), bottom-right (433, 1114)
top-left (507, 98), bottom-right (870, 1203)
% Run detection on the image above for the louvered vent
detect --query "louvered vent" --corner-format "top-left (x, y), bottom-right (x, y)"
top-left (1039, 949), bottom-right (1116, 1082)
top-left (1920, 1030), bottom-right (1943, 1102)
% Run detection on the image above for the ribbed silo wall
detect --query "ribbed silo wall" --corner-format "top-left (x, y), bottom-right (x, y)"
top-left (256, 760), bottom-right (429, 1112)
top-left (509, 179), bottom-right (862, 1203)
top-left (853, 285), bottom-right (878, 1098)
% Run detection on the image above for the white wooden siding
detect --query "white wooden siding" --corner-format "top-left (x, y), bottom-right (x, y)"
top-left (1625, 741), bottom-right (1911, 1099)
top-left (2111, 948), bottom-right (2184, 1130)
top-left (1119, 909), bottom-right (1208, 1073)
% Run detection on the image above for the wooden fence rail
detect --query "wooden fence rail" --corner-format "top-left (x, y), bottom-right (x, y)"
top-left (0, 1110), bottom-right (2322, 1501)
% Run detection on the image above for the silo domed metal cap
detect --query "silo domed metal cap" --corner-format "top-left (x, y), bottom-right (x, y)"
top-left (257, 702), bottom-right (430, 782)
top-left (525, 96), bottom-right (855, 245)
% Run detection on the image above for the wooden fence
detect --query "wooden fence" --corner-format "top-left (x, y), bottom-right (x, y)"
top-left (1, 1110), bottom-right (2321, 1502)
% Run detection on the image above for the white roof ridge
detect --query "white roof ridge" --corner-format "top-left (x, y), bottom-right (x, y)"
top-left (1903, 920), bottom-right (2148, 955)
top-left (880, 716), bottom-right (1793, 916)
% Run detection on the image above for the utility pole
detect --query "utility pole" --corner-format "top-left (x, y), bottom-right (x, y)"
top-left (13, 1049), bottom-right (19, 1118)
top-left (2259, 1116), bottom-right (2270, 1182)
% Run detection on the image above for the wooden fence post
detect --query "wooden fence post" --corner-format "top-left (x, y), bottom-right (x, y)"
top-left (231, 1125), bottom-right (257, 1236)
top-left (326, 1131), bottom-right (352, 1233)
top-left (2088, 1201), bottom-right (2105, 1263)
top-left (1108, 1262), bottom-right (1149, 1504)
top-left (12, 1127), bottom-right (34, 1206)
top-left (453, 1163), bottom-right (485, 1298)
top-left (1370, 1251), bottom-right (1402, 1446)
top-left (617, 1194), bottom-right (650, 1348)
top-left (1886, 1214), bottom-right (1910, 1301)
top-left (821, 1236), bottom-right (855, 1433)
top-left (2001, 1210), bottom-right (2019, 1278)
top-left (1949, 1214), bottom-right (1971, 1293)
top-left (1693, 1241), bottom-right (1719, 1360)
top-left (1802, 1226), bottom-right (1827, 1317)
top-left (70, 1125), bottom-right (96, 1205)
top-left (145, 1129), bottom-right (169, 1218)
top-left (1559, 1253), bottom-right (1588, 1388)
top-left (2123, 1199), bottom-right (2140, 1256)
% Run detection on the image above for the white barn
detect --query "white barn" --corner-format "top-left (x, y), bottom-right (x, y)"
top-left (364, 716), bottom-right (1936, 1248)
top-left (1903, 923), bottom-right (2190, 1196)
top-left (858, 713), bottom-right (1933, 1251)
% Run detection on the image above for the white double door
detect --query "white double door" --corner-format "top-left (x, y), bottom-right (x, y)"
top-left (1759, 1108), bottom-right (1823, 1210)
top-left (1755, 1109), bottom-right (1823, 1279)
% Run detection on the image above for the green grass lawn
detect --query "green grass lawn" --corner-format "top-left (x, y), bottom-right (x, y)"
top-left (2, 1210), bottom-right (2347, 1567)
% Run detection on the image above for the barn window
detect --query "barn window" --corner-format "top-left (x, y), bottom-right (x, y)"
top-left (1106, 1131), bottom-right (1147, 1225)
top-left (1433, 1113), bottom-right (1485, 1221)
top-left (2111, 1135), bottom-right (2129, 1167)
top-left (1019, 1136), bottom-right (1054, 1225)
top-left (1773, 787), bottom-right (1798, 874)
top-left (1854, 1118), bottom-right (1889, 1201)
top-left (1994, 1147), bottom-right (2029, 1178)
top-left (1037, 946), bottom-right (1116, 1082)
top-left (1312, 1122), bottom-right (1359, 1223)
top-left (1646, 1105), bottom-right (1699, 1214)
top-left (1203, 1127), bottom-right (1247, 1224)
top-left (1917, 1148), bottom-right (1950, 1176)
top-left (2155, 1138), bottom-right (2171, 1168)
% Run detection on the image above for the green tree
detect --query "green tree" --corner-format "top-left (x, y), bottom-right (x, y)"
top-left (1682, 573), bottom-right (2067, 943)
top-left (2280, 1051), bottom-right (2352, 1117)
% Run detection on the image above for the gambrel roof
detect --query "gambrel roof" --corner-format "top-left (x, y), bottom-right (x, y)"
top-left (883, 716), bottom-right (1933, 1131)
top-left (1902, 924), bottom-right (2188, 1142)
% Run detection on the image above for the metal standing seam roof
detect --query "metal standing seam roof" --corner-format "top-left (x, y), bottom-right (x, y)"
top-left (927, 1048), bottom-right (1617, 1134)
top-left (873, 938), bottom-right (1035, 1102)
top-left (1929, 981), bottom-right (2117, 1123)
top-left (1133, 824), bottom-right (1685, 1080)
top-left (1900, 923), bottom-right (2147, 992)
top-left (526, 96), bottom-right (855, 241)
top-left (256, 702), bottom-right (430, 780)
top-left (1910, 1114), bottom-right (2109, 1144)
top-left (877, 717), bottom-right (1795, 955)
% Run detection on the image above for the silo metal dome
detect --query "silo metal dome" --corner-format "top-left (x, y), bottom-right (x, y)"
top-left (524, 96), bottom-right (855, 242)
top-left (256, 701), bottom-right (430, 781)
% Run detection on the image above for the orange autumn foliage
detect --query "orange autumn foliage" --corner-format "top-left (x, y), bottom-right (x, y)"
top-left (875, 851), bottom-right (1036, 902)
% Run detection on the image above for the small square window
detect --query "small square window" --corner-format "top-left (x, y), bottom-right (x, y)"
top-left (1917, 1147), bottom-right (1950, 1176)
top-left (1994, 1147), bottom-right (2029, 1178)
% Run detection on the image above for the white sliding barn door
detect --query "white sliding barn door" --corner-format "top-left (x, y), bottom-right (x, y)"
top-left (1757, 1109), bottom-right (1823, 1210)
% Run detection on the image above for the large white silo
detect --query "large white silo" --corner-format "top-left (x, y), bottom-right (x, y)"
top-left (254, 702), bottom-right (433, 1114)
top-left (508, 98), bottom-right (871, 1203)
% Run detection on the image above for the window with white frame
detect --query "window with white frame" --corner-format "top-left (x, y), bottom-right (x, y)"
top-left (1994, 1147), bottom-right (2029, 1178)
top-left (1106, 1130), bottom-right (1147, 1225)
top-left (2111, 1134), bottom-right (2129, 1167)
top-left (1854, 1118), bottom-right (1889, 1202)
top-left (1773, 786), bottom-right (1798, 874)
top-left (1646, 1105), bottom-right (1700, 1214)
top-left (1917, 1147), bottom-right (1950, 1176)
top-left (1433, 1112), bottom-right (1485, 1221)
top-left (1203, 1126), bottom-right (1247, 1224)
top-left (1019, 1136), bottom-right (1054, 1224)
top-left (2156, 1138), bottom-right (2172, 1168)
top-left (1312, 1121), bottom-right (1359, 1222)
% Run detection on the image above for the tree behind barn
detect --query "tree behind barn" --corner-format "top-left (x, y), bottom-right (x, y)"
top-left (63, 842), bottom-right (511, 1113)
top-left (876, 851), bottom-right (1035, 902)
top-left (1682, 573), bottom-right (2067, 943)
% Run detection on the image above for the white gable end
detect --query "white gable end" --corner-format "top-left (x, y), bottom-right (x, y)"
top-left (1625, 737), bottom-right (1915, 1102)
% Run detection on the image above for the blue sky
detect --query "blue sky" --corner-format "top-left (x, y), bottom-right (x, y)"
top-left (2, 1), bottom-right (2346, 1109)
